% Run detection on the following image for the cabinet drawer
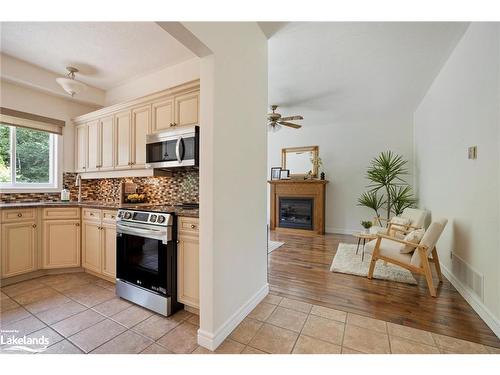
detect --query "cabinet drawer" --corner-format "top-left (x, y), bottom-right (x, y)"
top-left (1, 208), bottom-right (37, 223)
top-left (42, 207), bottom-right (80, 220)
top-left (82, 208), bottom-right (101, 221)
top-left (102, 210), bottom-right (118, 224)
top-left (178, 217), bottom-right (199, 236)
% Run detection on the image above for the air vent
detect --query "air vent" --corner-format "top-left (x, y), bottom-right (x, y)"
top-left (451, 252), bottom-right (484, 300)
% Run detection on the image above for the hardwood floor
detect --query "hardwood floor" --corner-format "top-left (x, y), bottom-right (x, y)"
top-left (268, 231), bottom-right (500, 349)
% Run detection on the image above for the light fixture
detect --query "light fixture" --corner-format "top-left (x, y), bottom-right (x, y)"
top-left (56, 67), bottom-right (87, 97)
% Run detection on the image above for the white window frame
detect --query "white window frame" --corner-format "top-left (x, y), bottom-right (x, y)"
top-left (0, 125), bottom-right (62, 193)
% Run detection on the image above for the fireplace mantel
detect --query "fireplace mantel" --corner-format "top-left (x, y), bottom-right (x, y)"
top-left (268, 179), bottom-right (328, 235)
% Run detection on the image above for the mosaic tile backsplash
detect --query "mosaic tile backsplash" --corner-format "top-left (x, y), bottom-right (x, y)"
top-left (0, 169), bottom-right (199, 204)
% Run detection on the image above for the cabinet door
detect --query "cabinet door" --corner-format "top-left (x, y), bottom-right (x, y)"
top-left (1, 222), bottom-right (37, 278)
top-left (87, 120), bottom-right (101, 171)
top-left (101, 223), bottom-right (116, 278)
top-left (174, 91), bottom-right (199, 127)
top-left (82, 220), bottom-right (101, 273)
top-left (42, 220), bottom-right (80, 269)
top-left (152, 97), bottom-right (174, 132)
top-left (75, 124), bottom-right (88, 172)
top-left (100, 116), bottom-right (114, 170)
top-left (114, 111), bottom-right (132, 169)
top-left (177, 234), bottom-right (199, 308)
top-left (131, 105), bottom-right (151, 168)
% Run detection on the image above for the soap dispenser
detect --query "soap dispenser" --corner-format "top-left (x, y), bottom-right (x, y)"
top-left (61, 185), bottom-right (70, 202)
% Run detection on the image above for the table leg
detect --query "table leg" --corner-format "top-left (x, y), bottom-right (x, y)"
top-left (356, 238), bottom-right (361, 254)
top-left (361, 239), bottom-right (366, 262)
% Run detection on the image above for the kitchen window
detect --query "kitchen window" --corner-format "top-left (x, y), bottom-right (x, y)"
top-left (0, 107), bottom-right (64, 192)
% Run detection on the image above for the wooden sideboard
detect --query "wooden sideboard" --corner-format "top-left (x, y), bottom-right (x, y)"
top-left (268, 179), bottom-right (328, 235)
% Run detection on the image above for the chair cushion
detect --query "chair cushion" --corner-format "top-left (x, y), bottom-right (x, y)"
top-left (401, 208), bottom-right (427, 228)
top-left (400, 229), bottom-right (425, 254)
top-left (369, 226), bottom-right (387, 235)
top-left (391, 216), bottom-right (411, 227)
top-left (364, 238), bottom-right (413, 265)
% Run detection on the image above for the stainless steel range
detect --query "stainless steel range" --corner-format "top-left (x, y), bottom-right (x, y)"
top-left (115, 208), bottom-right (182, 316)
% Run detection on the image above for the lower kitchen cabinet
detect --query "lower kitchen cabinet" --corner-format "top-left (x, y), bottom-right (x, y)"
top-left (101, 222), bottom-right (117, 278)
top-left (42, 219), bottom-right (81, 269)
top-left (1, 221), bottom-right (37, 278)
top-left (177, 217), bottom-right (199, 309)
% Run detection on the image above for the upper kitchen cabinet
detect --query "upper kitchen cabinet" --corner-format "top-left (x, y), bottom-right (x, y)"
top-left (72, 80), bottom-right (199, 175)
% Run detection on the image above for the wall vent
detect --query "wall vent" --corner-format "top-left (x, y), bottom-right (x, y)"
top-left (450, 252), bottom-right (484, 301)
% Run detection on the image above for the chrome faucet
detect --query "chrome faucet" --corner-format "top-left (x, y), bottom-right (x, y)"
top-left (75, 174), bottom-right (82, 203)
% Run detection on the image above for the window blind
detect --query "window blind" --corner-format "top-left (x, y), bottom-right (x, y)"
top-left (0, 107), bottom-right (65, 135)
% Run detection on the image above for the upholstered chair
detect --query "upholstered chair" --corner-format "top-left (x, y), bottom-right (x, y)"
top-left (370, 208), bottom-right (428, 237)
top-left (364, 218), bottom-right (448, 297)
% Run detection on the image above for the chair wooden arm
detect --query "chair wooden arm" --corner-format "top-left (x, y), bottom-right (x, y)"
top-left (376, 233), bottom-right (427, 250)
top-left (375, 217), bottom-right (390, 223)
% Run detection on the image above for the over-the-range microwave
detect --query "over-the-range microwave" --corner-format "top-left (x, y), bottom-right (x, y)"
top-left (145, 125), bottom-right (199, 169)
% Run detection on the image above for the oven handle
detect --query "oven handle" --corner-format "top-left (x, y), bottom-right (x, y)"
top-left (116, 223), bottom-right (170, 244)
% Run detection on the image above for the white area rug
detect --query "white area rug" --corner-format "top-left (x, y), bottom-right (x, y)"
top-left (268, 241), bottom-right (285, 253)
top-left (330, 243), bottom-right (417, 285)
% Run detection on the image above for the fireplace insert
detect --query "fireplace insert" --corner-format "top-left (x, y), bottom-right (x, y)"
top-left (279, 197), bottom-right (314, 230)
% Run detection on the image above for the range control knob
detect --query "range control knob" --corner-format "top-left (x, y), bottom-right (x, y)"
top-left (124, 212), bottom-right (132, 219)
top-left (117, 212), bottom-right (123, 218)
top-left (150, 215), bottom-right (157, 223)
top-left (157, 215), bottom-right (166, 224)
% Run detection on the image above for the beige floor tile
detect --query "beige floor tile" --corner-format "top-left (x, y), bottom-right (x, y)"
top-left (387, 322), bottom-right (435, 346)
top-left (292, 335), bottom-right (341, 354)
top-left (68, 318), bottom-right (126, 353)
top-left (229, 317), bottom-right (263, 344)
top-left (347, 313), bottom-right (387, 333)
top-left (141, 343), bottom-right (173, 354)
top-left (342, 324), bottom-right (390, 354)
top-left (35, 301), bottom-right (87, 325)
top-left (192, 346), bottom-right (212, 354)
top-left (40, 339), bottom-right (83, 354)
top-left (390, 336), bottom-right (440, 354)
top-left (92, 279), bottom-right (116, 291)
top-left (266, 306), bottom-right (308, 332)
top-left (1, 291), bottom-right (9, 301)
top-left (279, 297), bottom-right (312, 314)
top-left (64, 284), bottom-right (115, 307)
top-left (91, 330), bottom-right (153, 354)
top-left (263, 294), bottom-right (283, 305)
top-left (0, 306), bottom-right (31, 325)
top-left (192, 339), bottom-right (245, 354)
top-left (50, 276), bottom-right (91, 292)
top-left (169, 309), bottom-right (194, 322)
top-left (24, 292), bottom-right (71, 314)
top-left (486, 346), bottom-right (500, 354)
top-left (186, 314), bottom-right (199, 326)
top-left (432, 333), bottom-right (489, 354)
top-left (111, 305), bottom-right (154, 328)
top-left (242, 346), bottom-right (267, 354)
top-left (1, 279), bottom-right (47, 297)
top-left (132, 314), bottom-right (179, 340)
top-left (157, 322), bottom-right (199, 354)
top-left (12, 287), bottom-right (58, 306)
top-left (51, 309), bottom-right (105, 337)
top-left (248, 302), bottom-right (276, 321)
top-left (0, 298), bottom-right (19, 312)
top-left (26, 327), bottom-right (64, 351)
top-left (1, 315), bottom-right (45, 337)
top-left (248, 323), bottom-right (298, 354)
top-left (341, 347), bottom-right (364, 354)
top-left (301, 315), bottom-right (344, 345)
top-left (310, 305), bottom-right (347, 323)
top-left (92, 298), bottom-right (132, 317)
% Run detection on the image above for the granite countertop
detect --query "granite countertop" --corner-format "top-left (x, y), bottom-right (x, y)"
top-left (0, 201), bottom-right (199, 218)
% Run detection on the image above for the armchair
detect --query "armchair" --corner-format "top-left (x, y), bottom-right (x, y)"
top-left (365, 218), bottom-right (447, 297)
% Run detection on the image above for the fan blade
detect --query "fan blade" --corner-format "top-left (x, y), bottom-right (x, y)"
top-left (280, 115), bottom-right (303, 121)
top-left (278, 121), bottom-right (302, 129)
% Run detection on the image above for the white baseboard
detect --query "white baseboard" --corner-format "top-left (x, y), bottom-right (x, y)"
top-left (441, 263), bottom-right (500, 339)
top-left (197, 283), bottom-right (269, 351)
top-left (326, 227), bottom-right (358, 235)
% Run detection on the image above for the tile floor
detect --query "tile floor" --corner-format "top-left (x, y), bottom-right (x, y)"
top-left (1, 272), bottom-right (499, 354)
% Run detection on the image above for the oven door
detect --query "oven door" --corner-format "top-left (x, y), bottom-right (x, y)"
top-left (116, 228), bottom-right (167, 295)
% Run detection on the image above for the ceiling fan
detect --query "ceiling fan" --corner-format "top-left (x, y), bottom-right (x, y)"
top-left (267, 105), bottom-right (303, 132)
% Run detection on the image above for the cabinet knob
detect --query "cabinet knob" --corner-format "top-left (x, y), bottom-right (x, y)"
top-left (17, 213), bottom-right (22, 217)
top-left (32, 224), bottom-right (36, 228)
top-left (90, 213), bottom-right (94, 216)
top-left (191, 224), bottom-right (197, 229)
top-left (176, 240), bottom-right (180, 244)
top-left (75, 223), bottom-right (80, 227)
top-left (172, 122), bottom-right (177, 127)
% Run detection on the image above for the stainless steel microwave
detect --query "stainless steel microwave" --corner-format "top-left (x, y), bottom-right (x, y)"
top-left (145, 125), bottom-right (199, 169)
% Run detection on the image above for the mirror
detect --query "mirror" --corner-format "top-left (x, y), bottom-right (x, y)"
top-left (281, 146), bottom-right (319, 178)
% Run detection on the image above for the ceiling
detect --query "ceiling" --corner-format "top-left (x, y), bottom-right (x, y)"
top-left (0, 22), bottom-right (196, 90)
top-left (268, 22), bottom-right (469, 127)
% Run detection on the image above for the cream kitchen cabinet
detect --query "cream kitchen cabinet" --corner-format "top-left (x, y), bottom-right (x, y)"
top-left (174, 91), bottom-right (199, 128)
top-left (114, 110), bottom-right (132, 170)
top-left (151, 97), bottom-right (174, 133)
top-left (87, 120), bottom-right (100, 172)
top-left (177, 217), bottom-right (199, 309)
top-left (0, 209), bottom-right (38, 278)
top-left (41, 208), bottom-right (81, 269)
top-left (75, 123), bottom-right (88, 173)
top-left (82, 209), bottom-right (117, 281)
top-left (100, 116), bottom-right (115, 171)
top-left (131, 105), bottom-right (151, 168)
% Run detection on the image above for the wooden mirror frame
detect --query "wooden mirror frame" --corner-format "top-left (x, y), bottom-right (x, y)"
top-left (281, 146), bottom-right (319, 178)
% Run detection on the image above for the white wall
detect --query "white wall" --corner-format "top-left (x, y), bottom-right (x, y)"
top-left (105, 57), bottom-right (200, 105)
top-left (179, 22), bottom-right (268, 350)
top-left (268, 113), bottom-right (414, 234)
top-left (1, 80), bottom-right (98, 173)
top-left (414, 23), bottom-right (500, 334)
